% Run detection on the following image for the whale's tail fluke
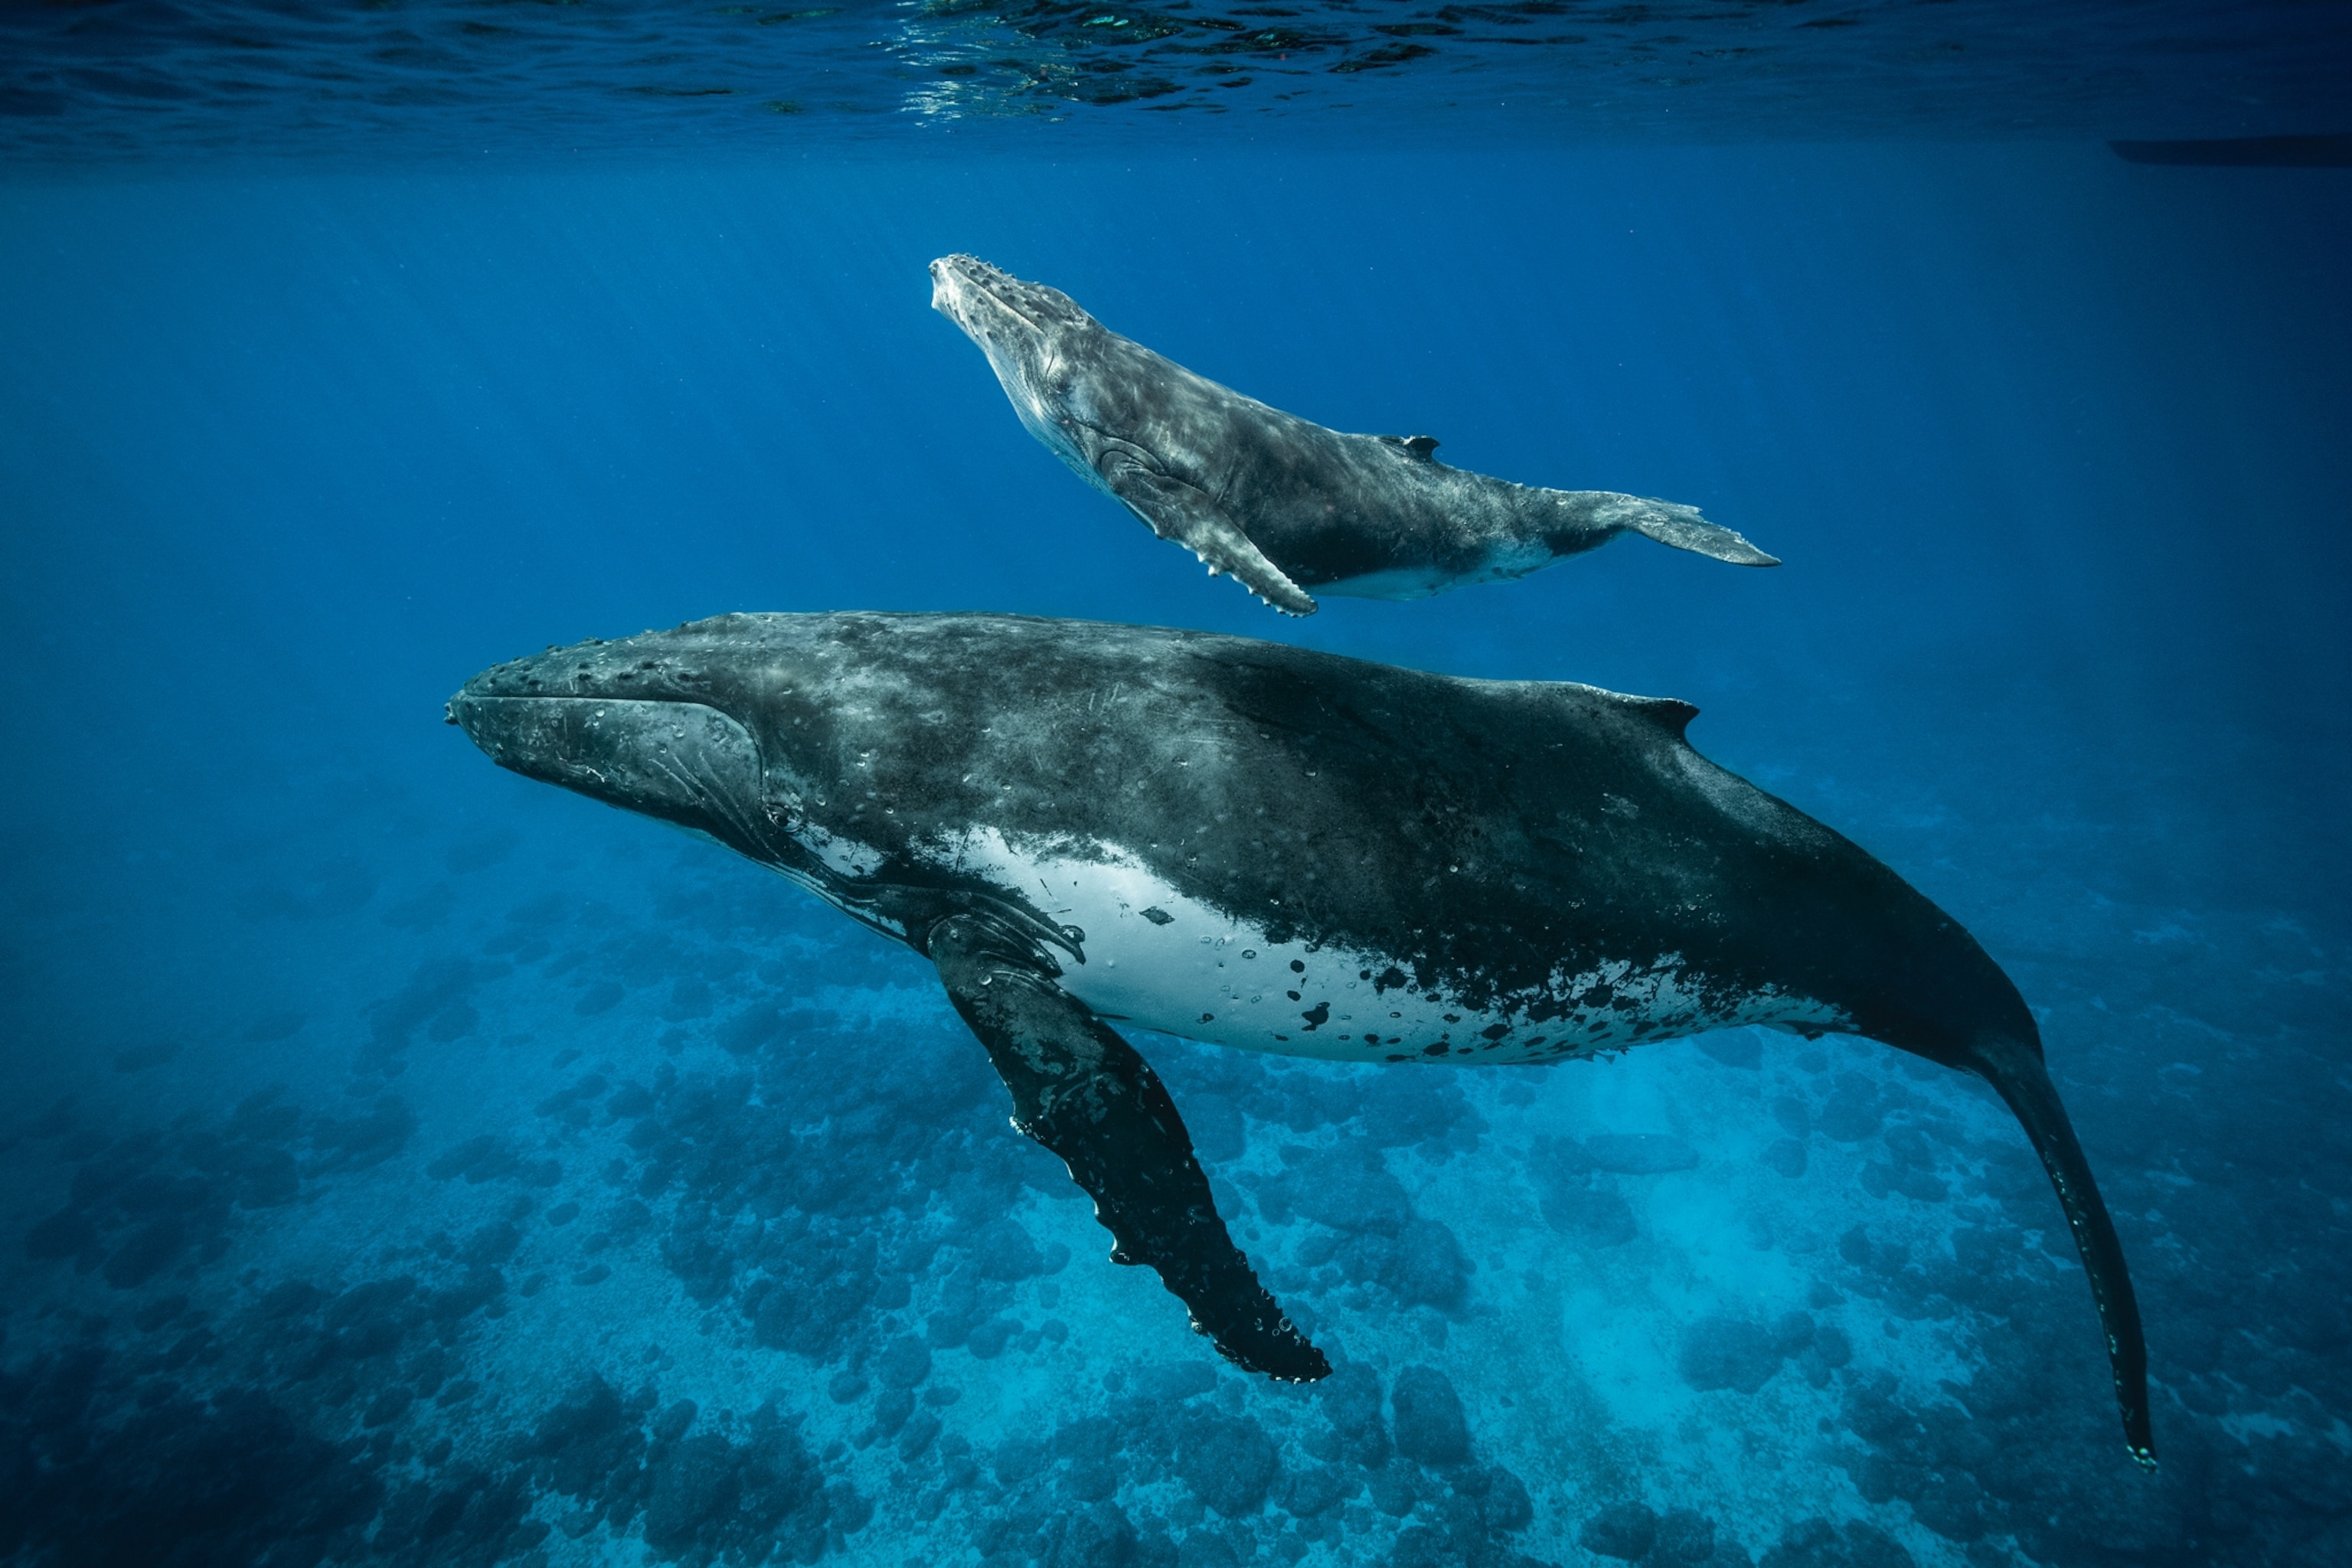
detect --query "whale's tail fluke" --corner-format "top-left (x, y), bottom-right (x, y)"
top-left (1615, 495), bottom-right (1782, 567)
top-left (1968, 1031), bottom-right (2157, 1468)
top-left (1546, 491), bottom-right (1781, 567)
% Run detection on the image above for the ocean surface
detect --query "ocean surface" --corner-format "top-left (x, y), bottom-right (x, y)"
top-left (4, 7), bottom-right (2350, 1568)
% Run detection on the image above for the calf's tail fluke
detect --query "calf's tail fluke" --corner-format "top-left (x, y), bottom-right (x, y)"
top-left (1613, 495), bottom-right (1781, 567)
top-left (1970, 1032), bottom-right (2156, 1468)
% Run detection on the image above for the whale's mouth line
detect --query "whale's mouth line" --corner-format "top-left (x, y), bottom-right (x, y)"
top-left (965, 282), bottom-right (1045, 338)
top-left (450, 687), bottom-right (1091, 972)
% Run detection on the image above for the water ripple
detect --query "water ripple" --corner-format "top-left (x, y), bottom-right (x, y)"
top-left (2, 0), bottom-right (2346, 162)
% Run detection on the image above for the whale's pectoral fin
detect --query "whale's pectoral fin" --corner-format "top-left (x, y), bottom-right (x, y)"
top-left (1970, 1033), bottom-right (2157, 1468)
top-left (929, 913), bottom-right (1331, 1383)
top-left (1097, 453), bottom-right (1319, 616)
top-left (1562, 492), bottom-right (1781, 567)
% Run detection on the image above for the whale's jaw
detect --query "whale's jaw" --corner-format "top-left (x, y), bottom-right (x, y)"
top-left (930, 253), bottom-right (1041, 347)
top-left (929, 253), bottom-right (1098, 362)
top-left (446, 691), bottom-right (785, 867)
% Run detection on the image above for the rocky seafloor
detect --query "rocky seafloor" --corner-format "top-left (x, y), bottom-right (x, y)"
top-left (4, 789), bottom-right (2347, 1568)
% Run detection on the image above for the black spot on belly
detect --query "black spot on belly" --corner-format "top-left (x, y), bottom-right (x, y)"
top-left (1139, 906), bottom-right (1174, 926)
top-left (1480, 1023), bottom-right (1511, 1040)
top-left (1301, 1001), bottom-right (1330, 1031)
top-left (1420, 1042), bottom-right (1446, 1057)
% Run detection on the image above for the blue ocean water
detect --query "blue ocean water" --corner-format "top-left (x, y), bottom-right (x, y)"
top-left (4, 11), bottom-right (2351, 1568)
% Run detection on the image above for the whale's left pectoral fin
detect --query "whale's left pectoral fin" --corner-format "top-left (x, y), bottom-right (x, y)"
top-left (1098, 454), bottom-right (1319, 616)
top-left (929, 913), bottom-right (1330, 1383)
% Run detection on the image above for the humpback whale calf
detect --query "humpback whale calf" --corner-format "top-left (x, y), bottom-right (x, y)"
top-left (449, 612), bottom-right (2151, 1463)
top-left (929, 254), bottom-right (1777, 616)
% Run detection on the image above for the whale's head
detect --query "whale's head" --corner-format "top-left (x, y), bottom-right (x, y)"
top-left (447, 626), bottom-right (794, 866)
top-left (442, 616), bottom-right (925, 908)
top-left (446, 612), bottom-right (1086, 956)
top-left (929, 254), bottom-right (1096, 404)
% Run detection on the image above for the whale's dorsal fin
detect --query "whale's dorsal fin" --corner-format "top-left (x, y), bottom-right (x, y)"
top-left (1380, 434), bottom-right (1440, 460)
top-left (1096, 451), bottom-right (1318, 616)
top-left (1619, 694), bottom-right (1699, 739)
top-left (929, 913), bottom-right (1331, 1383)
top-left (1524, 681), bottom-right (1693, 743)
top-left (1532, 682), bottom-right (1697, 741)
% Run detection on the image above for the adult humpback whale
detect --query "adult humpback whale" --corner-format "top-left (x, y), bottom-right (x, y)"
top-left (448, 612), bottom-right (2152, 1464)
top-left (929, 254), bottom-right (1777, 616)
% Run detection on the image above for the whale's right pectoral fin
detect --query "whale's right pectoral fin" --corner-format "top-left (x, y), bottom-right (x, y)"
top-left (929, 913), bottom-right (1331, 1383)
top-left (1098, 454), bottom-right (1319, 616)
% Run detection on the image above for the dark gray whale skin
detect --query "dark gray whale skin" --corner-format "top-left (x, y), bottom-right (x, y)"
top-left (930, 255), bottom-right (1777, 616)
top-left (447, 611), bottom-right (2150, 1464)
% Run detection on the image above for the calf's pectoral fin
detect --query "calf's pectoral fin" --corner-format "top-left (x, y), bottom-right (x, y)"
top-left (1097, 452), bottom-right (1318, 616)
top-left (1968, 1032), bottom-right (2156, 1468)
top-left (929, 913), bottom-right (1331, 1383)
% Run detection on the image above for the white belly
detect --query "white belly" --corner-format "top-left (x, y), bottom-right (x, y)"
top-left (1322, 537), bottom-right (1556, 603)
top-left (916, 828), bottom-right (1844, 1064)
